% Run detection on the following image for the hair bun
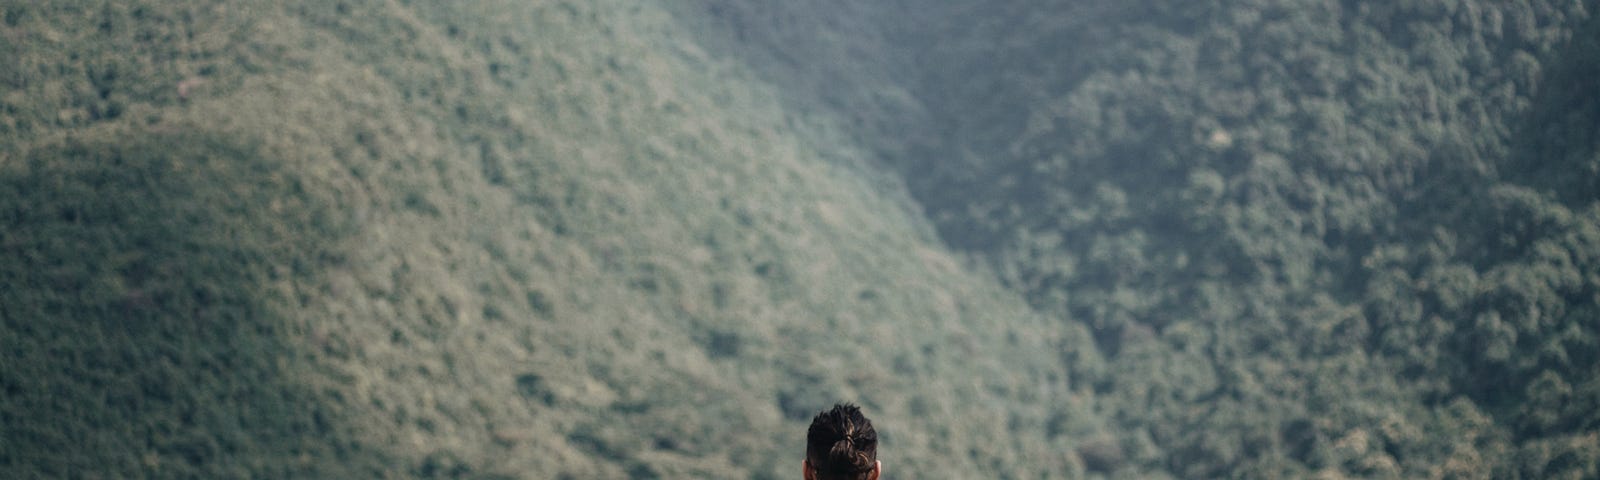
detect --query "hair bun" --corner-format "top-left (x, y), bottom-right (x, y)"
top-left (828, 437), bottom-right (873, 473)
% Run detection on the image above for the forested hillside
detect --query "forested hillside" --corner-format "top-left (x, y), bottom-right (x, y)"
top-left (3, 0), bottom-right (1597, 479)
top-left (891, 0), bottom-right (1600, 477)
top-left (1, 1), bottom-right (1092, 478)
top-left (680, 0), bottom-right (1600, 477)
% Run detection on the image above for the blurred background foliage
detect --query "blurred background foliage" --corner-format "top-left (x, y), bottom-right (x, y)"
top-left (3, 0), bottom-right (1597, 478)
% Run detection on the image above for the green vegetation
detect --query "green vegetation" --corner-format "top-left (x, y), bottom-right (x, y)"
top-left (681, 0), bottom-right (1600, 477)
top-left (3, 0), bottom-right (1597, 479)
top-left (882, 0), bottom-right (1600, 477)
top-left (3, 1), bottom-right (1080, 478)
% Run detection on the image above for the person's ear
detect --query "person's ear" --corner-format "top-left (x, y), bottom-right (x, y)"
top-left (868, 460), bottom-right (881, 480)
top-left (802, 459), bottom-right (813, 480)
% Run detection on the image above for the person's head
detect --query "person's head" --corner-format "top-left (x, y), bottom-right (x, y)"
top-left (804, 403), bottom-right (880, 480)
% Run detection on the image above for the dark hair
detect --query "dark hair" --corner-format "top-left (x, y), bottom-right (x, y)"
top-left (806, 403), bottom-right (877, 479)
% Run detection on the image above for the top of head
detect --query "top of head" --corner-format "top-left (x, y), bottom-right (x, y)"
top-left (806, 404), bottom-right (878, 479)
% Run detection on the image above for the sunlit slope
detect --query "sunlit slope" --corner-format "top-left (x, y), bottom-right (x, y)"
top-left (0, 1), bottom-right (1100, 478)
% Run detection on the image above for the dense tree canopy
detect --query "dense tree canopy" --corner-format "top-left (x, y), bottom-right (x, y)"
top-left (886, 0), bottom-right (1600, 476)
top-left (3, 0), bottom-right (1596, 478)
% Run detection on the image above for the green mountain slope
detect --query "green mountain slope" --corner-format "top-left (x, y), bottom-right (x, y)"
top-left (664, 0), bottom-right (1600, 477)
top-left (891, 0), bottom-right (1600, 477)
top-left (8, 1), bottom-right (1598, 479)
top-left (2, 1), bottom-right (1098, 478)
